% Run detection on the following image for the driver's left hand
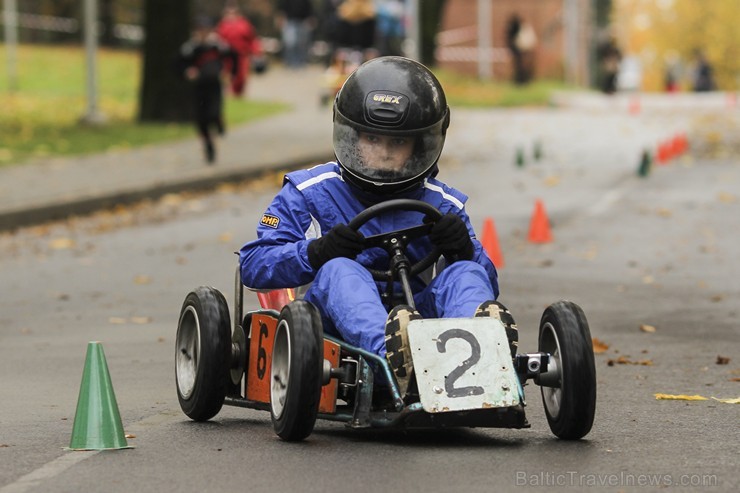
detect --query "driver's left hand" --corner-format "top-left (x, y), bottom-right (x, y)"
top-left (427, 213), bottom-right (474, 261)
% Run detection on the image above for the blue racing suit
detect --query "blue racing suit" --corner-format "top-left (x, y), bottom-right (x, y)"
top-left (239, 162), bottom-right (499, 357)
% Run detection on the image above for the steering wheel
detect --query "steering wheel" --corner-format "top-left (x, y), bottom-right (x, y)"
top-left (347, 199), bottom-right (443, 281)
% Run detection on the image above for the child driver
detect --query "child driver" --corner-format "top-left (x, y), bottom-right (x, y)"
top-left (239, 57), bottom-right (515, 397)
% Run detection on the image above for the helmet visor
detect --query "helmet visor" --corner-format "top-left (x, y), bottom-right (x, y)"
top-left (333, 112), bottom-right (446, 187)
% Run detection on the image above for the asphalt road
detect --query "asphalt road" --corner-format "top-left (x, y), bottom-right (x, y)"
top-left (1, 108), bottom-right (738, 492)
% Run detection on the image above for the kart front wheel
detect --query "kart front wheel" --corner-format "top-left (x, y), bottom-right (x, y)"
top-left (175, 286), bottom-right (231, 421)
top-left (538, 301), bottom-right (596, 440)
top-left (270, 301), bottom-right (323, 441)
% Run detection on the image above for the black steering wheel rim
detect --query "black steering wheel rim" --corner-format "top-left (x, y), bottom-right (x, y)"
top-left (347, 199), bottom-right (443, 281)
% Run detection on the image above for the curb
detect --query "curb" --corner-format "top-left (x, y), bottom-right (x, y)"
top-left (0, 152), bottom-right (334, 233)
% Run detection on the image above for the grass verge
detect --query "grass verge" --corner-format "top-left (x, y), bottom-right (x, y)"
top-left (0, 44), bottom-right (287, 166)
top-left (433, 68), bottom-right (570, 107)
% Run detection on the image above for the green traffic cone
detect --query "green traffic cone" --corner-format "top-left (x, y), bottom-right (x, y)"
top-left (637, 150), bottom-right (652, 178)
top-left (68, 342), bottom-right (131, 450)
top-left (533, 140), bottom-right (543, 161)
top-left (515, 147), bottom-right (525, 167)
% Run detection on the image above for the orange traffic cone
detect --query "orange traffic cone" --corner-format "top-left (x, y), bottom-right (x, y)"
top-left (656, 142), bottom-right (669, 165)
top-left (481, 217), bottom-right (504, 268)
top-left (528, 199), bottom-right (553, 244)
top-left (671, 133), bottom-right (684, 157)
top-left (678, 132), bottom-right (689, 154)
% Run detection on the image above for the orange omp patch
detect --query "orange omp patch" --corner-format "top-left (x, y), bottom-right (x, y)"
top-left (260, 214), bottom-right (280, 229)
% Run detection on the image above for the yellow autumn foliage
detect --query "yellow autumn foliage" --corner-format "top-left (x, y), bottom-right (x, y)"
top-left (614, 0), bottom-right (739, 91)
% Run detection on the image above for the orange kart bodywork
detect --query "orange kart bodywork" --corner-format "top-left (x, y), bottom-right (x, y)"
top-left (243, 308), bottom-right (341, 414)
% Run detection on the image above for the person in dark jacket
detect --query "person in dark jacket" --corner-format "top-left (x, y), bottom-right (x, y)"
top-left (178, 17), bottom-right (238, 163)
top-left (276, 0), bottom-right (316, 68)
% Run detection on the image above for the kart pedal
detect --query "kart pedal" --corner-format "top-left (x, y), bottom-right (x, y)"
top-left (475, 300), bottom-right (519, 358)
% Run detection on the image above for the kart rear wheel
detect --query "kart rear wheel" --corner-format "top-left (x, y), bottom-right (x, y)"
top-left (176, 286), bottom-right (231, 421)
top-left (270, 301), bottom-right (323, 441)
top-left (538, 301), bottom-right (596, 440)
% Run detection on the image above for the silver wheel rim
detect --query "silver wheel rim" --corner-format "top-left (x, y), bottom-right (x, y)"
top-left (540, 322), bottom-right (563, 418)
top-left (271, 320), bottom-right (291, 419)
top-left (176, 305), bottom-right (200, 399)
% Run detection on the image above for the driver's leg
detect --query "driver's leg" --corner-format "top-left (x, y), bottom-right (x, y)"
top-left (415, 261), bottom-right (518, 356)
top-left (304, 258), bottom-right (388, 357)
top-left (414, 260), bottom-right (494, 318)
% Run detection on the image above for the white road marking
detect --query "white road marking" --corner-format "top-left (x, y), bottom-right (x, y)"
top-left (0, 411), bottom-right (182, 493)
top-left (0, 451), bottom-right (98, 493)
top-left (587, 189), bottom-right (623, 217)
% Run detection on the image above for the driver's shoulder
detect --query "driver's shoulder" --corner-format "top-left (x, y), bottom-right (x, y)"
top-left (284, 162), bottom-right (342, 192)
top-left (422, 177), bottom-right (468, 211)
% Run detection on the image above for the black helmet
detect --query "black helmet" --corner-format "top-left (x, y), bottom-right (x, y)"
top-left (333, 56), bottom-right (450, 195)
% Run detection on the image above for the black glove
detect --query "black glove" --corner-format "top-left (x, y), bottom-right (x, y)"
top-left (307, 223), bottom-right (366, 269)
top-left (427, 213), bottom-right (474, 261)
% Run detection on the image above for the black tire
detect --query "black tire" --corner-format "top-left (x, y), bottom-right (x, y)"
top-left (538, 301), bottom-right (596, 440)
top-left (270, 301), bottom-right (323, 441)
top-left (175, 286), bottom-right (231, 421)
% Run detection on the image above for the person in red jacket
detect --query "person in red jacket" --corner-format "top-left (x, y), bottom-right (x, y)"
top-left (217, 4), bottom-right (263, 97)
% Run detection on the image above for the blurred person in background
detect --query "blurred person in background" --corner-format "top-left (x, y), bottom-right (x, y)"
top-left (276, 0), bottom-right (316, 68)
top-left (217, 2), bottom-right (264, 97)
top-left (178, 16), bottom-right (238, 164)
top-left (375, 0), bottom-right (405, 57)
top-left (596, 32), bottom-right (622, 94)
top-left (691, 49), bottom-right (716, 92)
top-left (335, 0), bottom-right (377, 53)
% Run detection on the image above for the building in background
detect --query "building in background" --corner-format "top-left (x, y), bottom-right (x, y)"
top-left (437, 0), bottom-right (601, 87)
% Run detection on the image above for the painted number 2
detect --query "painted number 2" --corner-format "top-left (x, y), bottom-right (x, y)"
top-left (436, 329), bottom-right (484, 398)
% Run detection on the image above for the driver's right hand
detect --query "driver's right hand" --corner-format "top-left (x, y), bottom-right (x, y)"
top-left (307, 223), bottom-right (366, 269)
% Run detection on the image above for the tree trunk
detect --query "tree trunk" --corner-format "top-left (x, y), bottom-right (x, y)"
top-left (419, 0), bottom-right (447, 67)
top-left (138, 0), bottom-right (193, 122)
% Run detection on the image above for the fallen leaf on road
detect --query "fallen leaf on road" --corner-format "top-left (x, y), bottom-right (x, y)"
top-left (131, 317), bottom-right (151, 324)
top-left (125, 434), bottom-right (136, 439)
top-left (711, 397), bottom-right (740, 404)
top-left (654, 393), bottom-right (708, 401)
top-left (49, 237), bottom-right (75, 250)
top-left (218, 232), bottom-right (233, 243)
top-left (656, 208), bottom-right (672, 218)
top-left (729, 378), bottom-right (740, 382)
top-left (608, 356), bottom-right (653, 366)
top-left (640, 324), bottom-right (656, 333)
top-left (108, 317), bottom-right (127, 324)
top-left (715, 355), bottom-right (730, 365)
top-left (133, 275), bottom-right (151, 285)
top-left (159, 193), bottom-right (184, 206)
top-left (710, 294), bottom-right (724, 303)
top-left (717, 192), bottom-right (736, 204)
top-left (642, 275), bottom-right (655, 284)
top-left (544, 175), bottom-right (561, 187)
top-left (592, 338), bottom-right (609, 354)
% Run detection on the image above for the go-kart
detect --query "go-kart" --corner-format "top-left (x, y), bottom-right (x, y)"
top-left (175, 199), bottom-right (596, 441)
